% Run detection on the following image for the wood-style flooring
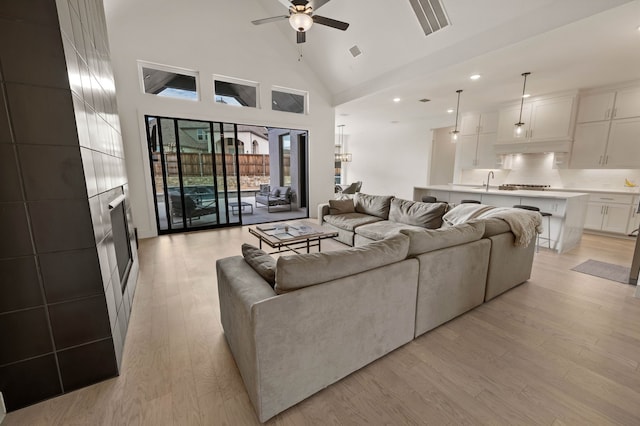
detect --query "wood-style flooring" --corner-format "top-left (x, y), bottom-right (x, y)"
top-left (5, 227), bottom-right (640, 425)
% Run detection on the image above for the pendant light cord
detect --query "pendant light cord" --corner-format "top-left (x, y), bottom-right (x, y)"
top-left (454, 89), bottom-right (462, 131)
top-left (517, 72), bottom-right (530, 124)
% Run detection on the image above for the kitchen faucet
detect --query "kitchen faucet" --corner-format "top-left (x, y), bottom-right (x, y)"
top-left (486, 171), bottom-right (495, 192)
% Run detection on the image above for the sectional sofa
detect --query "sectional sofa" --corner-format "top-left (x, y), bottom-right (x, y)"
top-left (216, 195), bottom-right (539, 422)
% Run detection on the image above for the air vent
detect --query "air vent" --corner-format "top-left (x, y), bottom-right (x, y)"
top-left (408, 0), bottom-right (450, 36)
top-left (349, 45), bottom-right (362, 58)
top-left (419, 98), bottom-right (431, 103)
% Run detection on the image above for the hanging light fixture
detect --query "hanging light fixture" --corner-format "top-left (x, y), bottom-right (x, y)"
top-left (335, 125), bottom-right (352, 162)
top-left (514, 72), bottom-right (531, 138)
top-left (450, 89), bottom-right (463, 143)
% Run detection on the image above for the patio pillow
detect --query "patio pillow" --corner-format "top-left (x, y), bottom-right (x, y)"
top-left (270, 187), bottom-right (281, 197)
top-left (242, 243), bottom-right (276, 287)
top-left (328, 199), bottom-right (355, 215)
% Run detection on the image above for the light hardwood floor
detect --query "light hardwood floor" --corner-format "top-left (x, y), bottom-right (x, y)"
top-left (5, 228), bottom-right (640, 425)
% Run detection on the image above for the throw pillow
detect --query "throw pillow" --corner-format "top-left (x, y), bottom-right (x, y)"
top-left (388, 198), bottom-right (449, 229)
top-left (328, 199), bottom-right (355, 215)
top-left (354, 193), bottom-right (394, 219)
top-left (270, 187), bottom-right (281, 197)
top-left (241, 243), bottom-right (276, 287)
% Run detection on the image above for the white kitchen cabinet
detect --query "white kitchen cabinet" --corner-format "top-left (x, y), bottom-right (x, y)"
top-left (480, 194), bottom-right (515, 208)
top-left (585, 203), bottom-right (631, 234)
top-left (612, 87), bottom-right (640, 119)
top-left (576, 92), bottom-right (616, 123)
top-left (496, 95), bottom-right (575, 143)
top-left (456, 113), bottom-right (498, 169)
top-left (583, 193), bottom-right (633, 234)
top-left (571, 117), bottom-right (640, 169)
top-left (627, 197), bottom-right (640, 235)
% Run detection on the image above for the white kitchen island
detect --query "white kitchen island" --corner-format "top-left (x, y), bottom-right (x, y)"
top-left (414, 185), bottom-right (589, 254)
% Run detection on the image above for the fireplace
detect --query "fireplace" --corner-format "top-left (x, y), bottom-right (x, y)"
top-left (109, 195), bottom-right (133, 291)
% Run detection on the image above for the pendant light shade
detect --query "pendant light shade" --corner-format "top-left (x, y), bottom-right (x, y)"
top-left (289, 13), bottom-right (313, 32)
top-left (451, 89), bottom-right (463, 143)
top-left (335, 125), bottom-right (351, 162)
top-left (514, 72), bottom-right (531, 139)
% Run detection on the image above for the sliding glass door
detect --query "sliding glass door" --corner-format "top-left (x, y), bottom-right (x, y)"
top-left (146, 116), bottom-right (241, 233)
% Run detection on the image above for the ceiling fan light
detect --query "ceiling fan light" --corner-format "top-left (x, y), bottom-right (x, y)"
top-left (289, 13), bottom-right (313, 32)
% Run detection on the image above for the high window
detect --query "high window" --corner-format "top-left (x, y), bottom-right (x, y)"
top-left (272, 86), bottom-right (307, 114)
top-left (214, 76), bottom-right (259, 107)
top-left (139, 62), bottom-right (198, 100)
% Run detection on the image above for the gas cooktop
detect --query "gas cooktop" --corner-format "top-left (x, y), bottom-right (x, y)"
top-left (498, 184), bottom-right (551, 191)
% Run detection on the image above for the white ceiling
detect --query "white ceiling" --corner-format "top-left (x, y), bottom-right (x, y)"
top-left (255, 0), bottom-right (640, 131)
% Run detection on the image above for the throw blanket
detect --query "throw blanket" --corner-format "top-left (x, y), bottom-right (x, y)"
top-left (442, 204), bottom-right (543, 247)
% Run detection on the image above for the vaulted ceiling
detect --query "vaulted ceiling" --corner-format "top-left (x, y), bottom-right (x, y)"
top-left (254, 0), bottom-right (640, 130)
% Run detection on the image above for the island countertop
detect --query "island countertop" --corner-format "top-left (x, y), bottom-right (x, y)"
top-left (416, 185), bottom-right (589, 199)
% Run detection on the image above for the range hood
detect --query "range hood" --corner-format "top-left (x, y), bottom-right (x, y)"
top-left (494, 140), bottom-right (572, 155)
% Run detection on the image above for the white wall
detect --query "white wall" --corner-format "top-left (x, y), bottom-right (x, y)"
top-left (103, 0), bottom-right (335, 238)
top-left (339, 120), bottom-right (432, 200)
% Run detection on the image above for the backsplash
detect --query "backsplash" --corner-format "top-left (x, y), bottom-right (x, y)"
top-left (458, 153), bottom-right (640, 190)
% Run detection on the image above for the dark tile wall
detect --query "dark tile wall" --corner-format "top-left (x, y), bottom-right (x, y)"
top-left (0, 0), bottom-right (137, 412)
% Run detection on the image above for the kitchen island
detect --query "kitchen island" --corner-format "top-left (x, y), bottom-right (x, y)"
top-left (414, 185), bottom-right (589, 253)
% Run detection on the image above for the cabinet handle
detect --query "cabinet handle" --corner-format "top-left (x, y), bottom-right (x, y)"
top-left (599, 197), bottom-right (614, 200)
top-left (605, 155), bottom-right (609, 164)
top-left (605, 206), bottom-right (609, 215)
top-left (605, 108), bottom-right (611, 119)
top-left (599, 156), bottom-right (603, 165)
top-left (601, 206), bottom-right (604, 214)
top-left (529, 129), bottom-right (533, 139)
top-left (613, 108), bottom-right (617, 118)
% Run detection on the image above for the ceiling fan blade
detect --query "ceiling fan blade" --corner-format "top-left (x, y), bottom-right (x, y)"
top-left (252, 15), bottom-right (289, 25)
top-left (297, 31), bottom-right (306, 44)
top-left (312, 15), bottom-right (349, 31)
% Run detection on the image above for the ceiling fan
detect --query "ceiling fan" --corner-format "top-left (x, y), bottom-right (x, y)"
top-left (252, 0), bottom-right (349, 44)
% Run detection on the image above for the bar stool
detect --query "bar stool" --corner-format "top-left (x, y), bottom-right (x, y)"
top-left (513, 205), bottom-right (552, 251)
top-left (461, 199), bottom-right (481, 204)
top-left (421, 195), bottom-right (437, 203)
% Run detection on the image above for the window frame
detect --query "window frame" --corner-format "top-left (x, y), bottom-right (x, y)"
top-left (213, 75), bottom-right (260, 108)
top-left (271, 85), bottom-right (309, 115)
top-left (138, 60), bottom-right (200, 101)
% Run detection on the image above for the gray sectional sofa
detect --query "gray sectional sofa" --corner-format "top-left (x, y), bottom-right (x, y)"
top-left (216, 196), bottom-right (539, 422)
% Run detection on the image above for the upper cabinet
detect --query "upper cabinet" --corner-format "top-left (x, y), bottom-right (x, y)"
top-left (455, 112), bottom-right (498, 169)
top-left (570, 86), bottom-right (640, 169)
top-left (577, 87), bottom-right (640, 123)
top-left (496, 95), bottom-right (575, 144)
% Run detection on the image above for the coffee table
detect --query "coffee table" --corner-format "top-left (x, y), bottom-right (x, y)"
top-left (229, 201), bottom-right (253, 215)
top-left (248, 221), bottom-right (338, 254)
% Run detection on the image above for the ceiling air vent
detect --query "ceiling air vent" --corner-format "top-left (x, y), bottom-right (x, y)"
top-left (349, 45), bottom-right (362, 58)
top-left (408, 0), bottom-right (450, 36)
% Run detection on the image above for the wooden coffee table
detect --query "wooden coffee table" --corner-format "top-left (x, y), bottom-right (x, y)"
top-left (248, 221), bottom-right (338, 254)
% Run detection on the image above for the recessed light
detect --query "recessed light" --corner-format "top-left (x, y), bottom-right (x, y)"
top-left (470, 74), bottom-right (481, 80)
top-left (522, 94), bottom-right (531, 98)
top-left (447, 108), bottom-right (454, 113)
top-left (393, 97), bottom-right (401, 103)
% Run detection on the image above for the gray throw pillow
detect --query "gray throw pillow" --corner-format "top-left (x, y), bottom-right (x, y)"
top-left (388, 198), bottom-right (448, 229)
top-left (270, 188), bottom-right (281, 197)
top-left (328, 199), bottom-right (355, 215)
top-left (241, 243), bottom-right (276, 287)
top-left (354, 193), bottom-right (394, 219)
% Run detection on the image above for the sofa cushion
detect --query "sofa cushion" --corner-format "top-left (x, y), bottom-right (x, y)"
top-left (242, 243), bottom-right (276, 287)
top-left (323, 212), bottom-right (383, 232)
top-left (328, 199), bottom-right (355, 215)
top-left (274, 233), bottom-right (410, 294)
top-left (481, 217), bottom-right (511, 237)
top-left (354, 193), bottom-right (393, 219)
top-left (400, 222), bottom-right (485, 256)
top-left (355, 220), bottom-right (424, 241)
top-left (388, 198), bottom-right (448, 229)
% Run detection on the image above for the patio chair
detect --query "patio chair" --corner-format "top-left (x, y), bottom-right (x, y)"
top-left (336, 181), bottom-right (362, 199)
top-left (169, 193), bottom-right (217, 224)
top-left (255, 186), bottom-right (293, 212)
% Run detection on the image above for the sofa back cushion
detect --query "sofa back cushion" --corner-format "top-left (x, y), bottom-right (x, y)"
top-left (389, 198), bottom-right (448, 228)
top-left (354, 193), bottom-right (393, 219)
top-left (481, 217), bottom-right (511, 237)
top-left (242, 244), bottom-right (276, 287)
top-left (400, 221), bottom-right (485, 256)
top-left (328, 199), bottom-right (355, 215)
top-left (274, 233), bottom-right (410, 294)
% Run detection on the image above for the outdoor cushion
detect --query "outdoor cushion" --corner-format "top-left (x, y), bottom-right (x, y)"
top-left (242, 243), bottom-right (276, 287)
top-left (354, 193), bottom-right (394, 219)
top-left (270, 188), bottom-right (281, 197)
top-left (355, 220), bottom-right (424, 241)
top-left (323, 212), bottom-right (383, 232)
top-left (400, 222), bottom-right (485, 256)
top-left (274, 233), bottom-right (410, 294)
top-left (328, 199), bottom-right (355, 215)
top-left (388, 198), bottom-right (448, 229)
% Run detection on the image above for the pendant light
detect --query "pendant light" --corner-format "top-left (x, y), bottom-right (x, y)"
top-left (335, 125), bottom-right (352, 162)
top-left (514, 72), bottom-right (531, 138)
top-left (450, 89), bottom-right (462, 143)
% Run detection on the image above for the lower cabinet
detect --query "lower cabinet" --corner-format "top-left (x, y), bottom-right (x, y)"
top-left (584, 202), bottom-right (631, 234)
